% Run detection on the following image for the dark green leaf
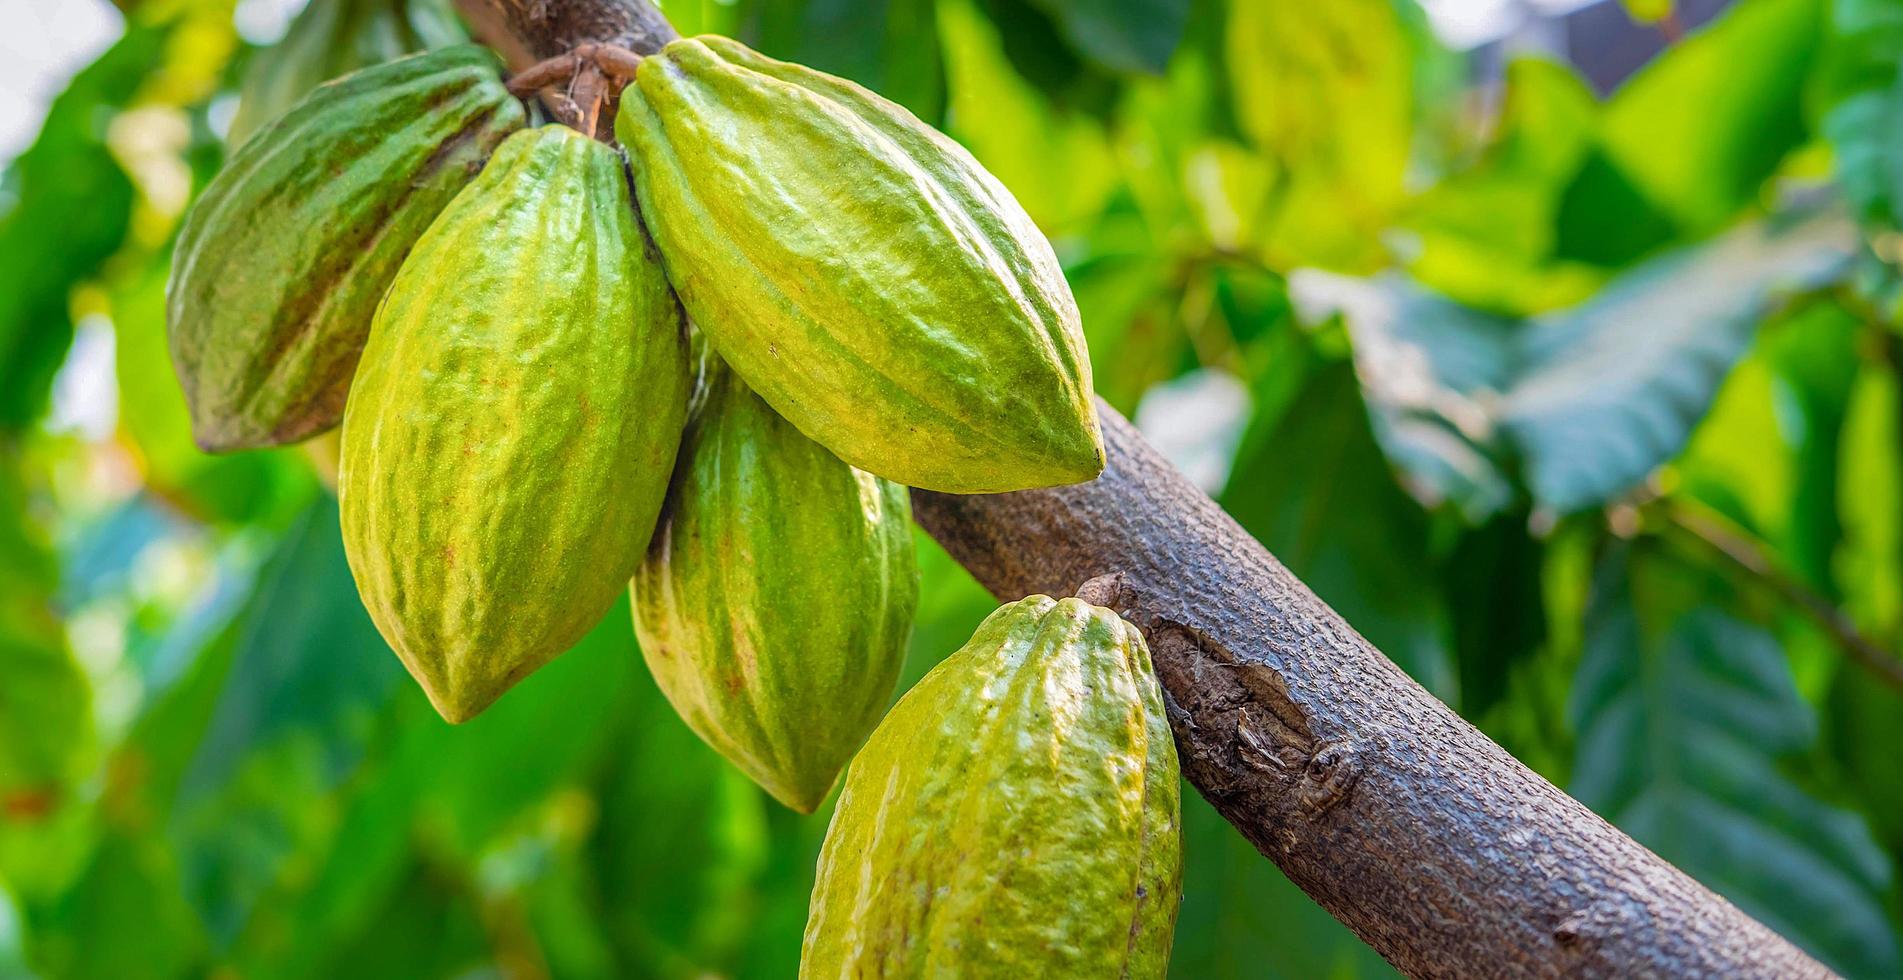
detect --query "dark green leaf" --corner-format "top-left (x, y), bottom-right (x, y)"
top-left (1223, 355), bottom-right (1456, 696)
top-left (1571, 545), bottom-right (1899, 977)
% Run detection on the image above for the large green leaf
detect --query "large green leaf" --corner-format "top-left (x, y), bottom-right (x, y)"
top-left (1225, 0), bottom-right (1415, 271)
top-left (1597, 0), bottom-right (1823, 233)
top-left (1404, 57), bottom-right (1605, 313)
top-left (0, 26), bottom-right (157, 430)
top-left (1502, 208), bottom-right (1856, 512)
top-left (1290, 269), bottom-right (1519, 521)
top-left (1571, 546), bottom-right (1899, 977)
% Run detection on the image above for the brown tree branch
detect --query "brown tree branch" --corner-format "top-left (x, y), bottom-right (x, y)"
top-left (454, 0), bottom-right (1833, 975)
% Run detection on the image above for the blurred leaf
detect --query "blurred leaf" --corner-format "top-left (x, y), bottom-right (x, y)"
top-left (745, 0), bottom-right (945, 121)
top-left (1405, 58), bottom-right (1606, 313)
top-left (228, 0), bottom-right (466, 145)
top-left (0, 453), bottom-right (92, 802)
top-left (1504, 208), bottom-right (1856, 513)
top-left (1551, 147), bottom-right (1683, 267)
top-left (1223, 355), bottom-right (1456, 696)
top-left (165, 499), bottom-right (399, 944)
top-left (1026, 0), bottom-right (1188, 74)
top-left (590, 668), bottom-right (770, 977)
top-left (251, 602), bottom-right (644, 978)
top-left (1226, 0), bottom-right (1415, 271)
top-left (1169, 791), bottom-right (1397, 979)
top-left (32, 830), bottom-right (206, 979)
top-left (1622, 0), bottom-right (1675, 22)
top-left (1598, 0), bottom-right (1823, 233)
top-left (0, 26), bottom-right (158, 430)
top-left (1442, 512), bottom-right (1548, 717)
top-left (307, 863), bottom-right (491, 980)
top-left (1290, 270), bottom-right (1518, 521)
top-left (1834, 351), bottom-right (1901, 637)
top-left (937, 0), bottom-right (1118, 231)
top-left (1571, 545), bottom-right (1899, 977)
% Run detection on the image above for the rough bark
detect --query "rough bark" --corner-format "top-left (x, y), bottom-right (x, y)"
top-left (916, 405), bottom-right (1830, 978)
top-left (454, 0), bottom-right (1836, 975)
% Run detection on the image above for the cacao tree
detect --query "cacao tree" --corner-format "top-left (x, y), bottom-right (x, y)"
top-left (3, 0), bottom-right (1903, 977)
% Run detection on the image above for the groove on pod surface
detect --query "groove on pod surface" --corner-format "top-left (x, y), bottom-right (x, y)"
top-left (169, 45), bottom-right (522, 452)
top-left (802, 595), bottom-right (1181, 978)
top-left (339, 125), bottom-right (690, 723)
top-left (634, 348), bottom-right (917, 813)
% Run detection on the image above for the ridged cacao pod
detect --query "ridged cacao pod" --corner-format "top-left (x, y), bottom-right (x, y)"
top-left (168, 45), bottom-right (522, 452)
top-left (339, 126), bottom-right (690, 724)
top-left (228, 0), bottom-right (467, 145)
top-left (803, 595), bottom-right (1181, 978)
top-left (616, 35), bottom-right (1104, 495)
top-left (632, 348), bottom-right (917, 813)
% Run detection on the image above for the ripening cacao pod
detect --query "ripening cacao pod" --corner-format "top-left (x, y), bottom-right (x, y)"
top-left (803, 595), bottom-right (1181, 978)
top-left (228, 0), bottom-right (467, 145)
top-left (339, 125), bottom-right (690, 724)
top-left (616, 35), bottom-right (1104, 494)
top-left (168, 45), bottom-right (522, 452)
top-left (632, 348), bottom-right (917, 813)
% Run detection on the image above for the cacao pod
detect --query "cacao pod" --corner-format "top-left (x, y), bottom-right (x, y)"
top-left (632, 348), bottom-right (917, 813)
top-left (228, 0), bottom-right (467, 146)
top-left (616, 35), bottom-right (1104, 495)
top-left (168, 45), bottom-right (522, 452)
top-left (802, 595), bottom-right (1181, 978)
top-left (339, 125), bottom-right (690, 724)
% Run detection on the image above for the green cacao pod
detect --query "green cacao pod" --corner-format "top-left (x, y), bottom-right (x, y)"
top-left (339, 125), bottom-right (690, 724)
top-left (802, 595), bottom-right (1181, 978)
top-left (632, 349), bottom-right (917, 813)
top-left (616, 35), bottom-right (1104, 495)
top-left (169, 45), bottom-right (521, 452)
top-left (229, 0), bottom-right (467, 146)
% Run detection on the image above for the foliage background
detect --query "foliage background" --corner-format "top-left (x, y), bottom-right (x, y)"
top-left (3, 0), bottom-right (1903, 976)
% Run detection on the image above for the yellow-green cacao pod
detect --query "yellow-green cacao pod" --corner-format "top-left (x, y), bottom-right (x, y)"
top-left (169, 45), bottom-right (522, 452)
top-left (339, 125), bottom-right (690, 724)
top-left (616, 35), bottom-right (1104, 495)
top-left (228, 0), bottom-right (467, 146)
top-left (632, 349), bottom-right (917, 813)
top-left (802, 595), bottom-right (1181, 978)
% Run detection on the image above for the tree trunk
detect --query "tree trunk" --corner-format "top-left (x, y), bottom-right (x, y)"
top-left (453, 1), bottom-right (1835, 975)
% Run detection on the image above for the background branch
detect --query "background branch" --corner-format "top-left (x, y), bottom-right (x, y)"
top-left (454, 0), bottom-right (1834, 974)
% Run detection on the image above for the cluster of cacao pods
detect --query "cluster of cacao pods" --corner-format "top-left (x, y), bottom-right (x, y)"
top-left (169, 9), bottom-right (1178, 971)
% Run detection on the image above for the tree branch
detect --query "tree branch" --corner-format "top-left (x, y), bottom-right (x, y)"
top-left (456, 0), bottom-right (1833, 975)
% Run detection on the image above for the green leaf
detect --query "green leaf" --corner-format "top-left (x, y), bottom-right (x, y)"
top-left (936, 0), bottom-right (1118, 231)
top-left (1503, 209), bottom-right (1856, 513)
top-left (744, 0), bottom-right (945, 122)
top-left (1169, 792), bottom-right (1397, 979)
top-left (1598, 0), bottom-right (1824, 233)
top-left (1405, 57), bottom-right (1606, 313)
top-left (0, 26), bottom-right (159, 430)
top-left (0, 451), bottom-right (92, 801)
top-left (1290, 270), bottom-right (1519, 522)
top-left (1622, 0), bottom-right (1676, 22)
top-left (1571, 545), bottom-right (1899, 978)
top-left (1222, 355), bottom-right (1456, 697)
top-left (1025, 0), bottom-right (1188, 74)
top-left (1225, 0), bottom-right (1416, 271)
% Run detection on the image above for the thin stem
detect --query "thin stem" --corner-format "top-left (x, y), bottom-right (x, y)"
top-left (1661, 498), bottom-right (1903, 694)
